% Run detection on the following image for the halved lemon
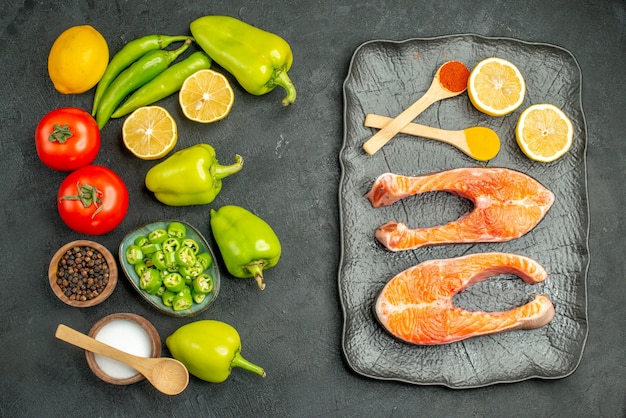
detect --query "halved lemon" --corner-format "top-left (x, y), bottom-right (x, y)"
top-left (516, 104), bottom-right (573, 162)
top-left (179, 69), bottom-right (234, 123)
top-left (468, 57), bottom-right (526, 116)
top-left (122, 106), bottom-right (177, 160)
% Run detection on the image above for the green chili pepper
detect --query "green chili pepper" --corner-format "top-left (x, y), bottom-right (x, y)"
top-left (163, 272), bottom-right (186, 292)
top-left (140, 242), bottom-right (161, 256)
top-left (148, 228), bottom-right (168, 244)
top-left (192, 291), bottom-right (206, 304)
top-left (180, 262), bottom-right (203, 282)
top-left (175, 246), bottom-right (197, 268)
top-left (151, 250), bottom-right (167, 270)
top-left (145, 144), bottom-right (243, 206)
top-left (92, 34), bottom-right (193, 115)
top-left (125, 245), bottom-right (144, 265)
top-left (196, 252), bottom-right (213, 270)
top-left (190, 16), bottom-right (296, 106)
top-left (166, 320), bottom-right (266, 383)
top-left (134, 235), bottom-right (149, 247)
top-left (162, 237), bottom-right (181, 253)
top-left (139, 268), bottom-right (162, 294)
top-left (167, 221), bottom-right (187, 239)
top-left (181, 238), bottom-right (200, 254)
top-left (111, 51), bottom-right (212, 119)
top-left (192, 273), bottom-right (213, 294)
top-left (161, 289), bottom-right (176, 307)
top-left (134, 262), bottom-right (149, 277)
top-left (172, 287), bottom-right (193, 311)
top-left (95, 39), bottom-right (192, 129)
top-left (210, 205), bottom-right (281, 290)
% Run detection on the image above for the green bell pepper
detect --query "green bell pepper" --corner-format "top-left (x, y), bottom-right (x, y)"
top-left (166, 320), bottom-right (266, 383)
top-left (190, 15), bottom-right (297, 106)
top-left (210, 205), bottom-right (281, 290)
top-left (145, 144), bottom-right (243, 206)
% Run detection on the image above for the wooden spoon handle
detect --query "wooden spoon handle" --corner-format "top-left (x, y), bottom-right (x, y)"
top-left (362, 76), bottom-right (460, 155)
top-left (364, 113), bottom-right (462, 143)
top-left (55, 324), bottom-right (144, 371)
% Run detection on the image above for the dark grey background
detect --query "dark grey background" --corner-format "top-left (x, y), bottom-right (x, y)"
top-left (1, 1), bottom-right (624, 416)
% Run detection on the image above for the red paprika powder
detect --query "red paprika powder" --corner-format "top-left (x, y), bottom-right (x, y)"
top-left (438, 61), bottom-right (470, 93)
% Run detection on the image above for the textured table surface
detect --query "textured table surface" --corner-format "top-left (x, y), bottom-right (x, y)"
top-left (1, 1), bottom-right (624, 416)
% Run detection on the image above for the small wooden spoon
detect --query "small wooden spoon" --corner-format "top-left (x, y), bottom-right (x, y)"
top-left (362, 61), bottom-right (469, 156)
top-left (55, 324), bottom-right (189, 396)
top-left (364, 114), bottom-right (500, 161)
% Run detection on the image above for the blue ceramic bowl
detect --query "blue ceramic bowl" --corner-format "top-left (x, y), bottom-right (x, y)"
top-left (118, 220), bottom-right (220, 317)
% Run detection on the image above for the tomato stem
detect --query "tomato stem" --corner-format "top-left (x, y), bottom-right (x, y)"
top-left (48, 124), bottom-right (74, 144)
top-left (59, 181), bottom-right (103, 218)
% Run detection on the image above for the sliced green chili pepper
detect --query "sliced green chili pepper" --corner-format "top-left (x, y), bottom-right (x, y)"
top-left (196, 252), bottom-right (213, 270)
top-left (134, 262), bottom-right (149, 277)
top-left (180, 262), bottom-right (203, 282)
top-left (139, 268), bottom-right (162, 294)
top-left (151, 250), bottom-right (167, 270)
top-left (125, 244), bottom-right (144, 265)
top-left (95, 39), bottom-right (192, 129)
top-left (111, 51), bottom-right (212, 118)
top-left (134, 235), bottom-right (149, 247)
top-left (192, 273), bottom-right (213, 294)
top-left (148, 228), bottom-right (168, 244)
top-left (156, 285), bottom-right (167, 297)
top-left (162, 290), bottom-right (176, 307)
top-left (175, 246), bottom-right (197, 268)
top-left (172, 287), bottom-right (193, 311)
top-left (192, 291), bottom-right (206, 304)
top-left (181, 238), bottom-right (200, 254)
top-left (164, 250), bottom-right (178, 271)
top-left (167, 221), bottom-right (187, 239)
top-left (163, 272), bottom-right (186, 293)
top-left (140, 243), bottom-right (161, 256)
top-left (190, 16), bottom-right (297, 106)
top-left (92, 34), bottom-right (193, 115)
top-left (162, 237), bottom-right (181, 253)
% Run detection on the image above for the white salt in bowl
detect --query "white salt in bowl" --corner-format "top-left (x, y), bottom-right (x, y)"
top-left (85, 313), bottom-right (161, 385)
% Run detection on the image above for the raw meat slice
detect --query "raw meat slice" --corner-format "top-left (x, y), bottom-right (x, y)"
top-left (375, 252), bottom-right (555, 345)
top-left (366, 167), bottom-right (555, 251)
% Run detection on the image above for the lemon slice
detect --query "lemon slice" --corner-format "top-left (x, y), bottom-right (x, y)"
top-left (179, 69), bottom-right (234, 123)
top-left (468, 57), bottom-right (526, 116)
top-left (122, 106), bottom-right (177, 160)
top-left (516, 104), bottom-right (573, 162)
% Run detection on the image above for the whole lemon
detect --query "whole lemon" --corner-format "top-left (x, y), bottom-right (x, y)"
top-left (48, 25), bottom-right (109, 94)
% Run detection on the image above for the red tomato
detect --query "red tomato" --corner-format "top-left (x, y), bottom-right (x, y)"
top-left (57, 165), bottom-right (129, 235)
top-left (35, 107), bottom-right (100, 171)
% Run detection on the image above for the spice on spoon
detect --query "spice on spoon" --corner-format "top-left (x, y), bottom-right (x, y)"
top-left (438, 60), bottom-right (470, 93)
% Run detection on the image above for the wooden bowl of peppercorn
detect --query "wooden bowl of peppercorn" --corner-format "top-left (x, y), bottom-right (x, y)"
top-left (48, 240), bottom-right (118, 308)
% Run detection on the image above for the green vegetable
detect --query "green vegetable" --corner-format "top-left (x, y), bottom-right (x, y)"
top-left (92, 34), bottom-right (193, 115)
top-left (192, 273), bottom-right (213, 294)
top-left (167, 221), bottom-right (187, 239)
top-left (130, 221), bottom-right (216, 312)
top-left (210, 205), bottom-right (281, 290)
top-left (95, 39), bottom-right (191, 129)
top-left (172, 287), bottom-right (193, 311)
top-left (111, 51), bottom-right (212, 118)
top-left (139, 268), bottom-right (162, 294)
top-left (125, 245), bottom-right (143, 265)
top-left (166, 320), bottom-right (266, 383)
top-left (145, 144), bottom-right (243, 206)
top-left (190, 15), bottom-right (296, 106)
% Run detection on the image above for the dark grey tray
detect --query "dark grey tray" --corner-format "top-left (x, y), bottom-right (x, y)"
top-left (338, 34), bottom-right (589, 388)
